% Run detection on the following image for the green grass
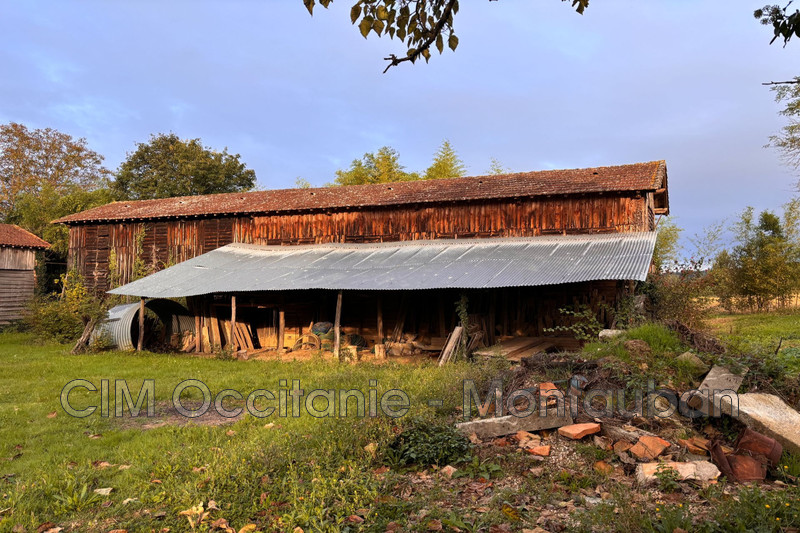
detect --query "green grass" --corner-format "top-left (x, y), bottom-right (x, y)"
top-left (0, 333), bottom-right (493, 532)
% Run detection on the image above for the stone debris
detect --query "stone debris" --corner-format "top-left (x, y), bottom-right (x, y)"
top-left (635, 461), bottom-right (720, 485)
top-left (439, 465), bottom-right (458, 479)
top-left (558, 422), bottom-right (602, 440)
top-left (721, 392), bottom-right (800, 456)
top-left (455, 411), bottom-right (573, 439)
top-left (676, 351), bottom-right (710, 375)
top-left (686, 365), bottom-right (745, 414)
top-left (598, 329), bottom-right (625, 340)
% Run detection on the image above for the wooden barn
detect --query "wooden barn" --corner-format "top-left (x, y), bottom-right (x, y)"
top-left (0, 224), bottom-right (49, 325)
top-left (56, 161), bottom-right (670, 355)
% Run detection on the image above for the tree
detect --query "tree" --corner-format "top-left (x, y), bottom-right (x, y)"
top-left (306, 0), bottom-right (589, 72)
top-left (333, 146), bottom-right (420, 185)
top-left (765, 77), bottom-right (800, 170)
top-left (713, 207), bottom-right (800, 311)
top-left (486, 157), bottom-right (510, 175)
top-left (755, 4), bottom-right (800, 47)
top-left (113, 133), bottom-right (256, 200)
top-left (0, 122), bottom-right (110, 221)
top-left (423, 140), bottom-right (466, 180)
top-left (652, 217), bottom-right (682, 273)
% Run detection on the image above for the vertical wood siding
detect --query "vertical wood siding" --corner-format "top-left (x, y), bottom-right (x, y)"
top-left (68, 194), bottom-right (651, 292)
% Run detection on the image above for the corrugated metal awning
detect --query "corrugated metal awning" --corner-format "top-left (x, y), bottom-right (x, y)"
top-left (108, 233), bottom-right (657, 298)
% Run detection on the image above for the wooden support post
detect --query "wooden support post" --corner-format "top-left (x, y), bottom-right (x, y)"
top-left (138, 297), bottom-right (145, 351)
top-left (376, 296), bottom-right (384, 342)
top-left (195, 313), bottom-right (201, 353)
top-left (229, 295), bottom-right (237, 350)
top-left (277, 310), bottom-right (285, 353)
top-left (333, 290), bottom-right (343, 359)
top-left (438, 294), bottom-right (447, 337)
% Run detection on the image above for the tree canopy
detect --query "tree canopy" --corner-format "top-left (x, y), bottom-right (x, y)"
top-left (306, 0), bottom-right (589, 71)
top-left (714, 206), bottom-right (800, 311)
top-left (767, 77), bottom-right (800, 171)
top-left (755, 4), bottom-right (800, 46)
top-left (333, 146), bottom-right (420, 185)
top-left (113, 133), bottom-right (256, 200)
top-left (0, 122), bottom-right (110, 221)
top-left (423, 140), bottom-right (466, 180)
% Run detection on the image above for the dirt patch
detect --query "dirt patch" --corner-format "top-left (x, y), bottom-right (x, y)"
top-left (114, 401), bottom-right (245, 430)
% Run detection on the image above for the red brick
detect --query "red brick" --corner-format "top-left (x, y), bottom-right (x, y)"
top-left (558, 423), bottom-right (602, 440)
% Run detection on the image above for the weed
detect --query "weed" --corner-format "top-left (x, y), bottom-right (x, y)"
top-left (52, 479), bottom-right (103, 513)
top-left (654, 463), bottom-right (681, 493)
top-left (386, 419), bottom-right (471, 467)
top-left (452, 456), bottom-right (502, 479)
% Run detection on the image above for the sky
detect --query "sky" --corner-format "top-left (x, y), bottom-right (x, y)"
top-left (1, 0), bottom-right (799, 250)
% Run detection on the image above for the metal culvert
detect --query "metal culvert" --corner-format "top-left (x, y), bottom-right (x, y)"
top-left (91, 298), bottom-right (195, 351)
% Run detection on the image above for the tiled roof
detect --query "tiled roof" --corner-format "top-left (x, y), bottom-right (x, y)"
top-left (54, 160), bottom-right (667, 224)
top-left (0, 224), bottom-right (50, 249)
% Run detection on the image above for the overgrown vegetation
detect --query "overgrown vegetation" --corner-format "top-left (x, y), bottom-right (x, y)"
top-left (23, 271), bottom-right (106, 345)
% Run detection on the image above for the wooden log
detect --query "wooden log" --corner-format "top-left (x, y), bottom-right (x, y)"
top-left (278, 310), bottom-right (285, 353)
top-left (376, 296), bottom-right (384, 342)
top-left (333, 290), bottom-right (343, 359)
top-left (374, 343), bottom-right (386, 359)
top-left (438, 326), bottom-right (463, 366)
top-left (229, 295), bottom-right (237, 350)
top-left (391, 296), bottom-right (406, 342)
top-left (138, 297), bottom-right (145, 351)
top-left (210, 304), bottom-right (222, 351)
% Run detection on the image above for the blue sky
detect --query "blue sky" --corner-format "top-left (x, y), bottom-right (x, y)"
top-left (1, 1), bottom-right (798, 248)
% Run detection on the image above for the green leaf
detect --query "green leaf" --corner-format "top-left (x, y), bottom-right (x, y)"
top-left (359, 17), bottom-right (372, 38)
top-left (448, 33), bottom-right (459, 51)
top-left (350, 4), bottom-right (361, 24)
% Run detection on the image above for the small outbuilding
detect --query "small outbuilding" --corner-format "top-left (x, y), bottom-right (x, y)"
top-left (0, 224), bottom-right (49, 325)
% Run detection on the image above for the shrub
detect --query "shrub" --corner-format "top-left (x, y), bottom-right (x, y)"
top-left (642, 261), bottom-right (712, 329)
top-left (386, 420), bottom-right (471, 467)
top-left (24, 271), bottom-right (106, 344)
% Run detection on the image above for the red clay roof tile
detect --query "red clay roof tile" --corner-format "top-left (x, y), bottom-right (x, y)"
top-left (54, 160), bottom-right (666, 224)
top-left (0, 224), bottom-right (50, 249)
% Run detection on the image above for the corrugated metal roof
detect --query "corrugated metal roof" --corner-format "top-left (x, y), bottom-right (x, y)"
top-left (108, 233), bottom-right (657, 298)
top-left (0, 224), bottom-right (50, 249)
top-left (55, 161), bottom-right (667, 224)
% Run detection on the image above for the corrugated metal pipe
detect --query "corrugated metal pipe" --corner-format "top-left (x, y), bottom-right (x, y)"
top-left (91, 298), bottom-right (195, 351)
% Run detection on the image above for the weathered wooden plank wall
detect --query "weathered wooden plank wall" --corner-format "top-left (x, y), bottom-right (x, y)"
top-left (0, 248), bottom-right (35, 270)
top-left (0, 269), bottom-right (35, 325)
top-left (68, 193), bottom-right (653, 292)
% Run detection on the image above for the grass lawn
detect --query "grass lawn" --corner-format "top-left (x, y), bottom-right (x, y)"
top-left (0, 333), bottom-right (493, 532)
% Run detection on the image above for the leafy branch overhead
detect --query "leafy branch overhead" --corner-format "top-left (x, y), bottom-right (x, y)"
top-left (755, 3), bottom-right (800, 46)
top-left (304, 0), bottom-right (590, 72)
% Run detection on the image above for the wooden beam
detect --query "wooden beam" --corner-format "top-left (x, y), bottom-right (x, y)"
top-left (229, 295), bottom-right (237, 350)
top-left (277, 310), bottom-right (285, 353)
top-left (333, 290), bottom-right (343, 359)
top-left (376, 296), bottom-right (384, 342)
top-left (138, 297), bottom-right (145, 351)
top-left (195, 313), bottom-right (201, 353)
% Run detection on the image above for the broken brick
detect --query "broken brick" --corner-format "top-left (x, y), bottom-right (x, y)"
top-left (526, 445), bottom-right (551, 457)
top-left (558, 423), bottom-right (601, 440)
top-left (629, 435), bottom-right (671, 461)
